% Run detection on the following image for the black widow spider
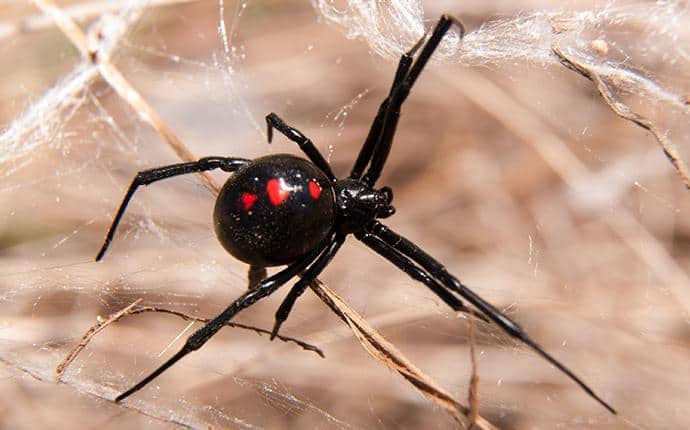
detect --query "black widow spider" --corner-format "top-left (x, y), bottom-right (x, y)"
top-left (96, 15), bottom-right (616, 414)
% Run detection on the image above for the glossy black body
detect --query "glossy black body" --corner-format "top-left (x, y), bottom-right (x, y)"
top-left (214, 154), bottom-right (334, 266)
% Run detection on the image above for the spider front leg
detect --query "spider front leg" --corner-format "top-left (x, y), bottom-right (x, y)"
top-left (265, 112), bottom-right (336, 180)
top-left (349, 32), bottom-right (426, 179)
top-left (96, 157), bottom-right (249, 261)
top-left (365, 221), bottom-right (617, 414)
top-left (115, 233), bottom-right (335, 403)
top-left (361, 15), bottom-right (465, 186)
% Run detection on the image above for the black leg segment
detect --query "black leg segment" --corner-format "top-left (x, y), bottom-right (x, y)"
top-left (355, 230), bottom-right (479, 318)
top-left (265, 112), bottom-right (336, 180)
top-left (270, 234), bottom-right (346, 339)
top-left (362, 15), bottom-right (465, 186)
top-left (350, 35), bottom-right (425, 179)
top-left (114, 233), bottom-right (334, 403)
top-left (366, 221), bottom-right (616, 414)
top-left (96, 157), bottom-right (249, 261)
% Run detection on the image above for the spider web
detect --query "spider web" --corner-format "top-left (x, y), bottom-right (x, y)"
top-left (1, 0), bottom-right (689, 428)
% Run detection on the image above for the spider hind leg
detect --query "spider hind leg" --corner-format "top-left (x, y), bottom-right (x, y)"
top-left (270, 234), bottom-right (346, 339)
top-left (361, 221), bottom-right (616, 414)
top-left (114, 234), bottom-right (334, 403)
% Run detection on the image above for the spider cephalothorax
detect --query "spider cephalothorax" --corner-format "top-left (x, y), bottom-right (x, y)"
top-left (96, 15), bottom-right (616, 414)
top-left (333, 178), bottom-right (395, 234)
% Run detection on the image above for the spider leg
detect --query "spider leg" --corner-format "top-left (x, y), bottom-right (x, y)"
top-left (366, 221), bottom-right (617, 414)
top-left (362, 15), bottom-right (465, 186)
top-left (265, 112), bottom-right (336, 180)
top-left (247, 265), bottom-right (267, 290)
top-left (114, 233), bottom-right (333, 403)
top-left (354, 231), bottom-right (480, 318)
top-left (96, 157), bottom-right (249, 261)
top-left (350, 34), bottom-right (425, 179)
top-left (270, 234), bottom-right (346, 339)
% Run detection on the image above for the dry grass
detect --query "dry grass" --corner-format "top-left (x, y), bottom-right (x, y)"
top-left (1, 1), bottom-right (689, 429)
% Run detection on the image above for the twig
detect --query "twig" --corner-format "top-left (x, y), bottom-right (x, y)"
top-left (309, 278), bottom-right (498, 429)
top-left (0, 0), bottom-right (197, 41)
top-left (127, 305), bottom-right (324, 357)
top-left (467, 310), bottom-right (480, 429)
top-left (31, 0), bottom-right (219, 195)
top-left (440, 68), bottom-right (690, 315)
top-left (56, 298), bottom-right (143, 379)
top-left (552, 45), bottom-right (690, 190)
top-left (56, 300), bottom-right (325, 378)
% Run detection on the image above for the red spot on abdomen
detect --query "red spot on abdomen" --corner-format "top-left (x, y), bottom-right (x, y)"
top-left (308, 180), bottom-right (322, 200)
top-left (240, 192), bottom-right (258, 211)
top-left (267, 178), bottom-right (289, 206)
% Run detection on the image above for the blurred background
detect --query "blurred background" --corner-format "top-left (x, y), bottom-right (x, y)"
top-left (1, 0), bottom-right (689, 428)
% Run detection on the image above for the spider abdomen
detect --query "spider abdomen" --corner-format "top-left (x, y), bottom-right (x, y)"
top-left (213, 154), bottom-right (335, 267)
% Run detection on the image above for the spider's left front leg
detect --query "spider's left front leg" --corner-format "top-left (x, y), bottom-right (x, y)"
top-left (363, 221), bottom-right (617, 414)
top-left (265, 112), bottom-right (336, 180)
